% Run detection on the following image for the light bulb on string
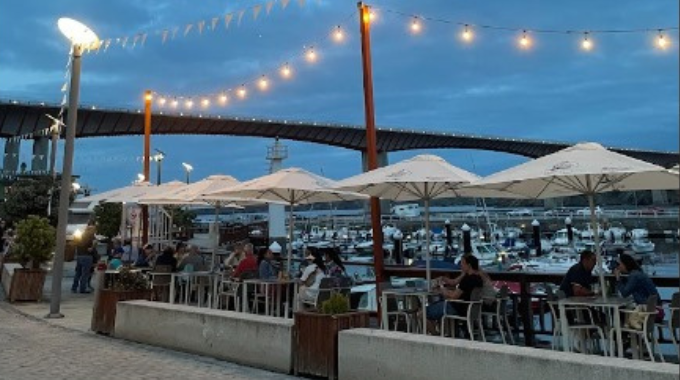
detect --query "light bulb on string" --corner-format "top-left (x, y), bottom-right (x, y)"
top-left (171, 99), bottom-right (178, 108)
top-left (333, 26), bottom-right (344, 42)
top-left (185, 99), bottom-right (194, 109)
top-left (581, 32), bottom-right (593, 51)
top-left (237, 85), bottom-right (247, 99)
top-left (158, 97), bottom-right (167, 107)
top-left (519, 31), bottom-right (531, 49)
top-left (306, 47), bottom-right (317, 63)
top-left (656, 31), bottom-right (670, 49)
top-left (219, 93), bottom-right (228, 105)
top-left (410, 17), bottom-right (422, 34)
top-left (280, 63), bottom-right (292, 79)
top-left (201, 98), bottom-right (210, 108)
top-left (258, 76), bottom-right (269, 91)
top-left (461, 24), bottom-right (473, 42)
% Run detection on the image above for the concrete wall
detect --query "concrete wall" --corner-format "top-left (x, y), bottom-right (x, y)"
top-left (339, 329), bottom-right (679, 380)
top-left (115, 301), bottom-right (293, 374)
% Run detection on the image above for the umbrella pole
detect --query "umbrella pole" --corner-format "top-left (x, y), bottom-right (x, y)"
top-left (588, 191), bottom-right (607, 300)
top-left (425, 195), bottom-right (431, 289)
top-left (211, 204), bottom-right (220, 272)
top-left (288, 202), bottom-right (294, 274)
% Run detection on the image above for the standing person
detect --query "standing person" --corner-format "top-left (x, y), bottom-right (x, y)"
top-left (71, 242), bottom-right (96, 294)
top-left (559, 250), bottom-right (597, 297)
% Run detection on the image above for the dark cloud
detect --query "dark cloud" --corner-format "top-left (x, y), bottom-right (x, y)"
top-left (0, 0), bottom-right (677, 191)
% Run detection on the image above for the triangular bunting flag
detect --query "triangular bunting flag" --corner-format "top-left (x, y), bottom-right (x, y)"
top-left (282, 0), bottom-right (290, 9)
top-left (171, 27), bottom-right (179, 40)
top-left (141, 33), bottom-right (148, 46)
top-left (253, 5), bottom-right (262, 20)
top-left (211, 17), bottom-right (219, 30)
top-left (104, 39), bottom-right (112, 51)
top-left (225, 14), bottom-right (234, 29)
top-left (198, 20), bottom-right (205, 34)
top-left (61, 82), bottom-right (67, 92)
top-left (132, 34), bottom-right (140, 48)
top-left (184, 24), bottom-right (194, 37)
top-left (121, 36), bottom-right (129, 48)
top-left (266, 1), bottom-right (275, 14)
top-left (237, 9), bottom-right (246, 26)
top-left (61, 94), bottom-right (68, 105)
top-left (162, 30), bottom-right (169, 44)
top-left (298, 0), bottom-right (305, 7)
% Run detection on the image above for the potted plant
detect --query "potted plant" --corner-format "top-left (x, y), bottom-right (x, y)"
top-left (4, 216), bottom-right (55, 302)
top-left (294, 291), bottom-right (370, 379)
top-left (91, 266), bottom-right (152, 335)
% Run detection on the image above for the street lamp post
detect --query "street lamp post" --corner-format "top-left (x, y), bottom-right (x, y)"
top-left (152, 149), bottom-right (165, 185)
top-left (182, 162), bottom-right (193, 184)
top-left (48, 18), bottom-right (99, 318)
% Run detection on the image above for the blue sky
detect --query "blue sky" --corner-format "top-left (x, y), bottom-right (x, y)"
top-left (0, 0), bottom-right (677, 192)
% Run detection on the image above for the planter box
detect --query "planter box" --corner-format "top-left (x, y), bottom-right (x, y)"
top-left (7, 268), bottom-right (46, 303)
top-left (91, 289), bottom-right (151, 335)
top-left (294, 311), bottom-right (370, 379)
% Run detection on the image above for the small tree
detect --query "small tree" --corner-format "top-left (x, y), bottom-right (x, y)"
top-left (166, 205), bottom-right (196, 230)
top-left (94, 202), bottom-right (122, 240)
top-left (13, 215), bottom-right (56, 269)
top-left (0, 176), bottom-right (69, 225)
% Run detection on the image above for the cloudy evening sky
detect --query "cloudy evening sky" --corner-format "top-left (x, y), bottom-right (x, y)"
top-left (0, 0), bottom-right (678, 192)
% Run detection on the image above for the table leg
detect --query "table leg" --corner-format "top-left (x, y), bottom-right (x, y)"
top-left (421, 295), bottom-right (427, 335)
top-left (170, 275), bottom-right (176, 304)
top-left (381, 293), bottom-right (388, 330)
top-left (614, 307), bottom-right (623, 358)
top-left (559, 302), bottom-right (571, 352)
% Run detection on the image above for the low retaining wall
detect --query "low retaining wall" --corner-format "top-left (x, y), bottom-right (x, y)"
top-left (339, 329), bottom-right (678, 380)
top-left (115, 300), bottom-right (293, 373)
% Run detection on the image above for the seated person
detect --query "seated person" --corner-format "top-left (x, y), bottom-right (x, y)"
top-left (615, 254), bottom-right (661, 308)
top-left (297, 249), bottom-right (327, 308)
top-left (559, 250), bottom-right (597, 297)
top-left (232, 243), bottom-right (258, 279)
top-left (108, 251), bottom-right (123, 270)
top-left (425, 255), bottom-right (483, 334)
top-left (154, 246), bottom-right (178, 272)
top-left (134, 244), bottom-right (156, 268)
top-left (323, 247), bottom-right (347, 278)
top-left (259, 244), bottom-right (280, 280)
top-left (109, 238), bottom-right (125, 261)
top-left (224, 242), bottom-right (244, 269)
top-left (175, 241), bottom-right (188, 261)
top-left (178, 245), bottom-right (205, 272)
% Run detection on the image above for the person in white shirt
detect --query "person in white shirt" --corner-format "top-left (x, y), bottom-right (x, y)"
top-left (298, 248), bottom-right (326, 309)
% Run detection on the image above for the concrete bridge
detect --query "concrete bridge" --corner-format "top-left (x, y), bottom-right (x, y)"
top-left (0, 99), bottom-right (677, 175)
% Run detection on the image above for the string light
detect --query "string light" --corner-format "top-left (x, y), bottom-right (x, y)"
top-left (201, 98), bottom-right (210, 108)
top-left (171, 99), bottom-right (178, 108)
top-left (410, 17), bottom-right (422, 34)
top-left (306, 47), bottom-right (317, 62)
top-left (258, 76), bottom-right (269, 90)
top-left (185, 99), bottom-right (194, 109)
top-left (581, 32), bottom-right (593, 51)
top-left (219, 93), bottom-right (228, 105)
top-left (158, 97), bottom-right (167, 106)
top-left (237, 85), bottom-right (247, 99)
top-left (280, 63), bottom-right (292, 79)
top-left (519, 31), bottom-right (531, 49)
top-left (333, 26), bottom-right (344, 42)
top-left (657, 31), bottom-right (669, 49)
top-left (461, 24), bottom-right (473, 42)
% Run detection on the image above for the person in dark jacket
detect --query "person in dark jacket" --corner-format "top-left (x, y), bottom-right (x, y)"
top-left (154, 246), bottom-right (178, 272)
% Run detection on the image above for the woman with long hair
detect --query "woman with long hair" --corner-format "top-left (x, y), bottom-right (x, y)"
top-left (615, 254), bottom-right (661, 307)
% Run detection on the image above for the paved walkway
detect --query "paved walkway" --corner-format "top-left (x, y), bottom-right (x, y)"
top-left (0, 303), bottom-right (296, 380)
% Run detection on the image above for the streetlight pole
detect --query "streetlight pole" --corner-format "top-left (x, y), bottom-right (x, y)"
top-left (49, 18), bottom-right (98, 317)
top-left (182, 162), bottom-right (193, 184)
top-left (357, 2), bottom-right (384, 291)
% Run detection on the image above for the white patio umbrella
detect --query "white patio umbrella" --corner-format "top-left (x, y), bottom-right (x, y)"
top-left (468, 142), bottom-right (679, 296)
top-left (204, 168), bottom-right (367, 272)
top-left (140, 175), bottom-right (263, 270)
top-left (334, 154), bottom-right (517, 287)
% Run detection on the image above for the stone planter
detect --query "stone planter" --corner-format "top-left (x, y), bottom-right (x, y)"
top-left (91, 289), bottom-right (152, 335)
top-left (294, 311), bottom-right (370, 379)
top-left (7, 268), bottom-right (47, 302)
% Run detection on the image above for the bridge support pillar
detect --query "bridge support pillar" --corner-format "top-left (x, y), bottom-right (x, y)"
top-left (651, 190), bottom-right (669, 206)
top-left (2, 138), bottom-right (20, 174)
top-left (31, 136), bottom-right (49, 174)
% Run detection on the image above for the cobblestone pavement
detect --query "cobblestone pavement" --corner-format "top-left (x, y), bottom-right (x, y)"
top-left (0, 303), bottom-right (297, 380)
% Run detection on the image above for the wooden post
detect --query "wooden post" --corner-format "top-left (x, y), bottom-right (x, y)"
top-left (142, 90), bottom-right (152, 244)
top-left (357, 2), bottom-right (385, 298)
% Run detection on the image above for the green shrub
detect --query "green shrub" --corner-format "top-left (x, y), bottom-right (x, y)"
top-left (13, 215), bottom-right (56, 269)
top-left (111, 267), bottom-right (149, 291)
top-left (321, 292), bottom-right (350, 315)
